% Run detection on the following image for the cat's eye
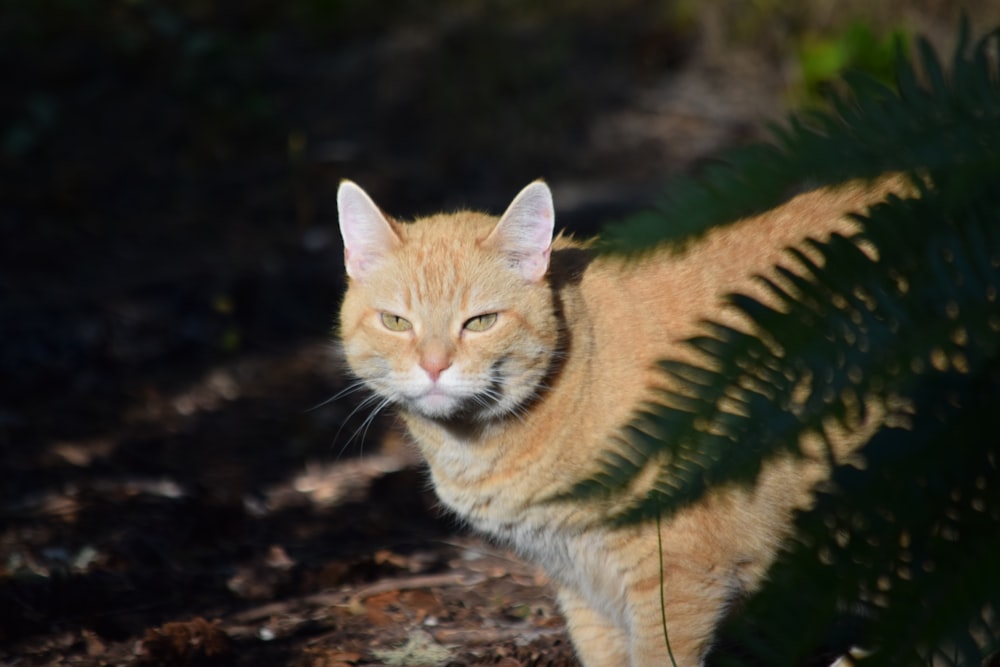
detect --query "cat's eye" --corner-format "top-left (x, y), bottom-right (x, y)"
top-left (380, 313), bottom-right (412, 332)
top-left (464, 313), bottom-right (498, 332)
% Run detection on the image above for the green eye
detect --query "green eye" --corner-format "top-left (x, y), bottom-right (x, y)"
top-left (380, 313), bottom-right (412, 332)
top-left (464, 313), bottom-right (497, 332)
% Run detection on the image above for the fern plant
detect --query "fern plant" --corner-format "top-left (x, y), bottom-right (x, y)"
top-left (571, 20), bottom-right (1000, 666)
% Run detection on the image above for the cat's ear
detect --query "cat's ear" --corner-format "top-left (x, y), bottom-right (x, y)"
top-left (488, 180), bottom-right (554, 282)
top-left (337, 180), bottom-right (401, 281)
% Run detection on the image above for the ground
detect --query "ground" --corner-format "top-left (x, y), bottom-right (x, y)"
top-left (0, 4), bottom-right (985, 666)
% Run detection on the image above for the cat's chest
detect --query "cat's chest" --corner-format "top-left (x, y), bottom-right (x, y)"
top-left (499, 519), bottom-right (630, 621)
top-left (432, 471), bottom-right (630, 620)
top-left (416, 423), bottom-right (635, 619)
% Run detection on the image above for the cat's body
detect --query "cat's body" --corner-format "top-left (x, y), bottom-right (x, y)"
top-left (336, 179), bottom-right (897, 666)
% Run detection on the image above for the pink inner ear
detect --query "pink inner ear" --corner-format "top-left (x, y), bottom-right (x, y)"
top-left (337, 181), bottom-right (398, 280)
top-left (492, 181), bottom-right (555, 282)
top-left (519, 244), bottom-right (552, 283)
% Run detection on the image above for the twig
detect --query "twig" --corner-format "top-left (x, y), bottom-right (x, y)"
top-left (431, 624), bottom-right (566, 646)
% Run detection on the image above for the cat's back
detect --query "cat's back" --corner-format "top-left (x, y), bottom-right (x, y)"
top-left (578, 180), bottom-right (898, 364)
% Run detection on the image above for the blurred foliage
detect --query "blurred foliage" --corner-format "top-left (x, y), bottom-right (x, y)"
top-left (572, 20), bottom-right (1000, 666)
top-left (670, 0), bottom-right (1000, 109)
top-left (797, 22), bottom-right (909, 104)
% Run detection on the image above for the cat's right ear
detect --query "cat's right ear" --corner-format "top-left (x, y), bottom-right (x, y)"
top-left (337, 180), bottom-right (400, 281)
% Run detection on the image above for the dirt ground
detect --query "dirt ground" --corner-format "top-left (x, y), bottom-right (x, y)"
top-left (0, 5), bottom-right (988, 666)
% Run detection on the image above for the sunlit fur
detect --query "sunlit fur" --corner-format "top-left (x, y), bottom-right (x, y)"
top-left (339, 208), bottom-right (560, 422)
top-left (337, 178), bottom-right (904, 667)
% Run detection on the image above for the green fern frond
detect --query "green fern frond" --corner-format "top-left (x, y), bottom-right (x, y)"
top-left (571, 21), bottom-right (1000, 509)
top-left (566, 20), bottom-right (1000, 665)
top-left (715, 365), bottom-right (1000, 666)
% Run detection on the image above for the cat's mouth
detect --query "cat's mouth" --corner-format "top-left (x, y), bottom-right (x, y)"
top-left (411, 386), bottom-right (465, 419)
top-left (408, 384), bottom-right (500, 422)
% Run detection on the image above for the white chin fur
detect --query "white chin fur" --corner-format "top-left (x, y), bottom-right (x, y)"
top-left (412, 391), bottom-right (463, 419)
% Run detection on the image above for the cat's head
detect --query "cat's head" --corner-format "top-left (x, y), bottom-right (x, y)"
top-left (337, 181), bottom-right (560, 422)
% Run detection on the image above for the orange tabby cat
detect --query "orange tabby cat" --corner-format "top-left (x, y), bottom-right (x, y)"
top-left (336, 178), bottom-right (897, 666)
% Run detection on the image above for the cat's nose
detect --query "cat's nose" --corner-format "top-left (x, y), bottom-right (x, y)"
top-left (420, 355), bottom-right (452, 382)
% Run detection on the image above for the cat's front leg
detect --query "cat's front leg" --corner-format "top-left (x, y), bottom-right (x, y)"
top-left (556, 586), bottom-right (630, 667)
top-left (625, 565), bottom-right (734, 667)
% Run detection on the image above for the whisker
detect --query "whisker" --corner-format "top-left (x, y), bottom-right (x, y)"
top-left (306, 380), bottom-right (370, 413)
top-left (332, 392), bottom-right (391, 458)
top-left (344, 396), bottom-right (394, 457)
top-left (362, 398), bottom-right (394, 451)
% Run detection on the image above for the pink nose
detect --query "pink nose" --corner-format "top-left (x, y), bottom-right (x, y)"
top-left (420, 356), bottom-right (452, 382)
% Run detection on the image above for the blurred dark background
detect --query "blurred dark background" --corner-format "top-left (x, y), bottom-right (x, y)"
top-left (1, 1), bottom-right (996, 665)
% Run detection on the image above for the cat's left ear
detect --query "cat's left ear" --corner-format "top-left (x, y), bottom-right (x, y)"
top-left (488, 180), bottom-right (554, 282)
top-left (337, 180), bottom-right (401, 281)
